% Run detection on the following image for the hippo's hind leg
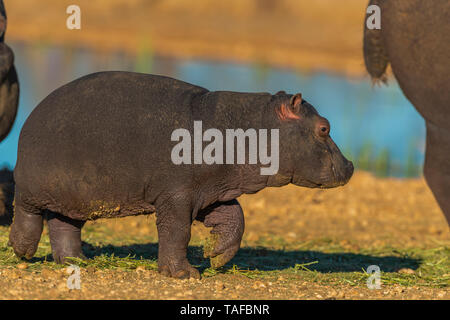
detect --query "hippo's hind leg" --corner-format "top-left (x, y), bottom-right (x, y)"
top-left (46, 212), bottom-right (86, 264)
top-left (197, 199), bottom-right (245, 268)
top-left (9, 197), bottom-right (44, 260)
top-left (423, 122), bottom-right (450, 224)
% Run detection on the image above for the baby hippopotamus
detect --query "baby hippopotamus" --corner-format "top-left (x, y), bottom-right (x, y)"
top-left (9, 72), bottom-right (353, 279)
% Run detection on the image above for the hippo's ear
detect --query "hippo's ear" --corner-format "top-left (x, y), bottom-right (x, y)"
top-left (276, 93), bottom-right (302, 121)
top-left (289, 93), bottom-right (302, 113)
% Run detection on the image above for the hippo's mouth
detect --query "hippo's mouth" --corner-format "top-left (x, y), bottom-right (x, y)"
top-left (301, 179), bottom-right (325, 188)
top-left (301, 178), bottom-right (347, 189)
top-left (291, 175), bottom-right (331, 189)
top-left (292, 163), bottom-right (352, 189)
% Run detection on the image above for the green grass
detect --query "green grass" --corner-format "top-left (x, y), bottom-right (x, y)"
top-left (0, 225), bottom-right (448, 288)
top-left (343, 141), bottom-right (422, 178)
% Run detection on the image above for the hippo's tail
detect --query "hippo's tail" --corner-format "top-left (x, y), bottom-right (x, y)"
top-left (363, 0), bottom-right (389, 85)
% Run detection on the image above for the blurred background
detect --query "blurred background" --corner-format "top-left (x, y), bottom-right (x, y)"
top-left (0, 0), bottom-right (425, 177)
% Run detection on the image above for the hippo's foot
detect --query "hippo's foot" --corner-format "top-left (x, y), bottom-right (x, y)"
top-left (199, 199), bottom-right (244, 269)
top-left (158, 259), bottom-right (200, 279)
top-left (46, 212), bottom-right (86, 264)
top-left (8, 200), bottom-right (43, 260)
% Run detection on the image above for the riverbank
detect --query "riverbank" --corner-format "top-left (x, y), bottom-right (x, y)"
top-left (5, 0), bottom-right (373, 77)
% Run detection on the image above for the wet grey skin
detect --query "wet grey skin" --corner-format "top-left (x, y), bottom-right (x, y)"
top-left (9, 72), bottom-right (353, 279)
top-left (0, 0), bottom-right (19, 143)
top-left (364, 0), bottom-right (450, 224)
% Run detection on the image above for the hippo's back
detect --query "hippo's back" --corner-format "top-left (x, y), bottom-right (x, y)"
top-left (14, 72), bottom-right (207, 218)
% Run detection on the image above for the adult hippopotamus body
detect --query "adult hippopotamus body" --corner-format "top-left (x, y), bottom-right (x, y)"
top-left (9, 72), bottom-right (353, 278)
top-left (0, 0), bottom-right (19, 143)
top-left (364, 0), bottom-right (450, 224)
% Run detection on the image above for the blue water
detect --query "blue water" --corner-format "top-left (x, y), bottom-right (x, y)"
top-left (0, 42), bottom-right (426, 176)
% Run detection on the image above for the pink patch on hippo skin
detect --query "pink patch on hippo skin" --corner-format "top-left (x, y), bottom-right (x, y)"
top-left (276, 103), bottom-right (301, 121)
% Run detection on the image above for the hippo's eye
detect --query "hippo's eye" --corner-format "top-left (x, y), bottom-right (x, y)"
top-left (316, 118), bottom-right (330, 137)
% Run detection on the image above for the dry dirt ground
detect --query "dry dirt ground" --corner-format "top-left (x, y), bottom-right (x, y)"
top-left (5, 0), bottom-right (370, 77)
top-left (0, 171), bottom-right (448, 300)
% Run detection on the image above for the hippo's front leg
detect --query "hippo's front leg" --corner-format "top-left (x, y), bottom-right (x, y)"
top-left (156, 196), bottom-right (200, 279)
top-left (197, 199), bottom-right (245, 268)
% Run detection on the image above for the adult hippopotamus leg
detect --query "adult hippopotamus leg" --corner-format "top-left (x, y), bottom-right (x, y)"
top-left (0, 43), bottom-right (19, 142)
top-left (198, 199), bottom-right (245, 268)
top-left (423, 121), bottom-right (450, 224)
top-left (46, 212), bottom-right (86, 263)
top-left (0, 43), bottom-right (13, 79)
top-left (9, 194), bottom-right (43, 260)
top-left (0, 1), bottom-right (19, 143)
top-left (156, 195), bottom-right (200, 279)
top-left (0, 0), bottom-right (6, 42)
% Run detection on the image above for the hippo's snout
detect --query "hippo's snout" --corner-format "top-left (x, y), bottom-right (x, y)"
top-left (318, 156), bottom-right (353, 189)
top-left (338, 159), bottom-right (354, 185)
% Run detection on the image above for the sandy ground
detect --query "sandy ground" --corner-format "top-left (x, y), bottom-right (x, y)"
top-left (0, 268), bottom-right (447, 300)
top-left (4, 0), bottom-right (371, 77)
top-left (0, 171), bottom-right (448, 300)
